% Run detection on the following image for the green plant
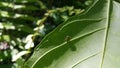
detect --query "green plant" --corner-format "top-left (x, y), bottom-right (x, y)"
top-left (25, 0), bottom-right (120, 68)
top-left (0, 0), bottom-right (92, 67)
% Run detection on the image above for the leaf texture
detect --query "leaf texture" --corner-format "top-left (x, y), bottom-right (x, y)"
top-left (24, 0), bottom-right (120, 68)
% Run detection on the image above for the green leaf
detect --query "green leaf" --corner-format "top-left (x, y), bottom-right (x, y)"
top-left (24, 0), bottom-right (120, 68)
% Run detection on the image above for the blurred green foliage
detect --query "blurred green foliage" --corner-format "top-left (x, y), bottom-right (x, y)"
top-left (0, 0), bottom-right (93, 67)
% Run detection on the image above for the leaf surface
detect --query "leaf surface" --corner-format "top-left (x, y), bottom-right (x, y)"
top-left (24, 0), bottom-right (120, 68)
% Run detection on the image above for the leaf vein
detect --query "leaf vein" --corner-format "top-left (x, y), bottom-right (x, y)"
top-left (31, 27), bottom-right (105, 68)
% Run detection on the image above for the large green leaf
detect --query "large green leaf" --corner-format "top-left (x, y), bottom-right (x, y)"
top-left (24, 0), bottom-right (120, 68)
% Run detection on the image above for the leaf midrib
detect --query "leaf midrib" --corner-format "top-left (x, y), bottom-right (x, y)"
top-left (100, 0), bottom-right (111, 68)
